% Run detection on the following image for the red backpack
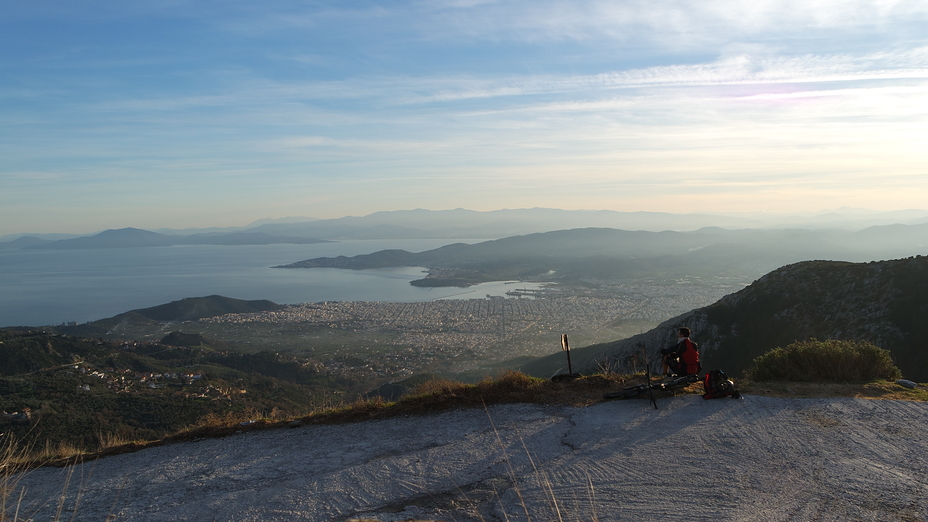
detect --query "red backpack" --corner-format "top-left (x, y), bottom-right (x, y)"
top-left (703, 369), bottom-right (740, 399)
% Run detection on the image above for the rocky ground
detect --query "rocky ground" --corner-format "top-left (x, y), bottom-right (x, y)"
top-left (10, 395), bottom-right (928, 521)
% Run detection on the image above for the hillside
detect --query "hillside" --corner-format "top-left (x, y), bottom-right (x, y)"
top-left (0, 329), bottom-right (347, 449)
top-left (528, 255), bottom-right (928, 381)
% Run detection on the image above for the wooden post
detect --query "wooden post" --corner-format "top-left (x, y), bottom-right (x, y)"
top-left (561, 334), bottom-right (573, 375)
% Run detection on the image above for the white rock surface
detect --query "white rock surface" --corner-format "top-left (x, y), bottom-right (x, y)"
top-left (11, 396), bottom-right (928, 521)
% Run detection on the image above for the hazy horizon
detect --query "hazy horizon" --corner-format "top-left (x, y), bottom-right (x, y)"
top-left (3, 1), bottom-right (927, 235)
top-left (4, 205), bottom-right (928, 239)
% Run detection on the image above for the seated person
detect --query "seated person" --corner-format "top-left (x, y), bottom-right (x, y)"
top-left (661, 327), bottom-right (701, 377)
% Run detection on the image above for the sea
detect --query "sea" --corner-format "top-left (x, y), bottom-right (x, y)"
top-left (0, 239), bottom-right (550, 327)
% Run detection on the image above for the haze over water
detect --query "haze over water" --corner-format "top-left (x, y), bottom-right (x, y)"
top-left (0, 240), bottom-right (548, 327)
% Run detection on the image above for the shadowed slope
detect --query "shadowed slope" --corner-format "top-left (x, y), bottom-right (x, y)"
top-left (537, 256), bottom-right (928, 381)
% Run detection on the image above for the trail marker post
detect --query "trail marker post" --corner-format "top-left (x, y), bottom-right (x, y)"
top-left (561, 334), bottom-right (572, 375)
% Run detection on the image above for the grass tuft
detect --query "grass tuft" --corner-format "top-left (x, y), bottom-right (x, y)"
top-left (299, 371), bottom-right (619, 426)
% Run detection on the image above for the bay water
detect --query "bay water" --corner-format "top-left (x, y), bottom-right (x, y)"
top-left (0, 239), bottom-right (547, 327)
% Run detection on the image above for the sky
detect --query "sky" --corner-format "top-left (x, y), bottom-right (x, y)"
top-left (2, 0), bottom-right (927, 235)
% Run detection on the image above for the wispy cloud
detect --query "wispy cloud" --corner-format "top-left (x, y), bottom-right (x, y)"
top-left (201, 48), bottom-right (928, 109)
top-left (738, 84), bottom-right (928, 100)
top-left (65, 47), bottom-right (924, 121)
top-left (415, 0), bottom-right (928, 45)
top-left (269, 135), bottom-right (447, 152)
top-left (401, 48), bottom-right (928, 103)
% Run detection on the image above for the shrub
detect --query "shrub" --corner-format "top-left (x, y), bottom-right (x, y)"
top-left (749, 339), bottom-right (902, 382)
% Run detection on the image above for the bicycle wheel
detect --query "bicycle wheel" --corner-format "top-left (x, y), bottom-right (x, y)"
top-left (603, 386), bottom-right (646, 399)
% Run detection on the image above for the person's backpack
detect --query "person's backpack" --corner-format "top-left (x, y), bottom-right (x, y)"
top-left (702, 369), bottom-right (740, 399)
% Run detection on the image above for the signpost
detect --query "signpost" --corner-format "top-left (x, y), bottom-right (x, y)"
top-left (561, 334), bottom-right (572, 376)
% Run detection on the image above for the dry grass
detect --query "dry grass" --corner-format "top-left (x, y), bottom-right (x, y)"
top-left (1, 437), bottom-right (27, 522)
top-left (192, 407), bottom-right (283, 430)
top-left (31, 440), bottom-right (89, 463)
top-left (94, 432), bottom-right (134, 452)
top-left (1, 435), bottom-right (99, 522)
top-left (2, 407), bottom-right (301, 471)
top-left (0, 436), bottom-right (90, 472)
top-left (299, 371), bottom-right (623, 426)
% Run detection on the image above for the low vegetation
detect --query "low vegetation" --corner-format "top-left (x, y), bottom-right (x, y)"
top-left (0, 329), bottom-right (353, 455)
top-left (748, 339), bottom-right (902, 382)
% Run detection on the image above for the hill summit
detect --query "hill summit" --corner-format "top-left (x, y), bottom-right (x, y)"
top-left (125, 295), bottom-right (284, 322)
top-left (53, 295), bottom-right (284, 338)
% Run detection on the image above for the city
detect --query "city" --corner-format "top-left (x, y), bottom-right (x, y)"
top-left (197, 278), bottom-right (746, 378)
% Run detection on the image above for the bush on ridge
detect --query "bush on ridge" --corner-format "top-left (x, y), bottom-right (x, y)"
top-left (749, 339), bottom-right (902, 382)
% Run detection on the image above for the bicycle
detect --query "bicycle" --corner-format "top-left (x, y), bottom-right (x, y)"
top-left (602, 373), bottom-right (699, 400)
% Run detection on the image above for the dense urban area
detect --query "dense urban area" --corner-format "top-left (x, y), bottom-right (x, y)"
top-left (197, 277), bottom-right (746, 378)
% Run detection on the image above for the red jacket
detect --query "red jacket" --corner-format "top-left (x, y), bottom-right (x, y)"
top-left (679, 339), bottom-right (701, 375)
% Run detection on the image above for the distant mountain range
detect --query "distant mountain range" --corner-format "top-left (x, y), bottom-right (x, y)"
top-left (523, 255), bottom-right (928, 382)
top-left (276, 224), bottom-right (928, 286)
top-left (204, 207), bottom-right (928, 239)
top-left (5, 207), bottom-right (928, 244)
top-left (0, 227), bottom-right (330, 250)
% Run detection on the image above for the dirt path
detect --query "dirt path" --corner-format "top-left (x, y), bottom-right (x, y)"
top-left (11, 396), bottom-right (928, 521)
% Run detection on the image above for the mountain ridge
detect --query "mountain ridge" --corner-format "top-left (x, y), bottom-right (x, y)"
top-left (521, 255), bottom-right (928, 381)
top-left (275, 225), bottom-right (928, 286)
